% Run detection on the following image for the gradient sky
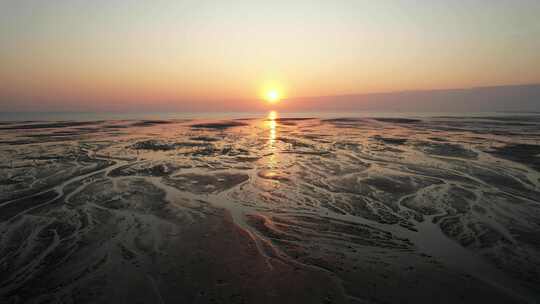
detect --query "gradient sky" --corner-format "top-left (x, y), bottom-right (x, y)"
top-left (1, 0), bottom-right (540, 111)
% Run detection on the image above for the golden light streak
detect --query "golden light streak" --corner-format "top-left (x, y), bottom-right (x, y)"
top-left (267, 110), bottom-right (277, 148)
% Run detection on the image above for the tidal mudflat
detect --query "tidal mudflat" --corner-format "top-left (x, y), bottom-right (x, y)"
top-left (1, 115), bottom-right (539, 303)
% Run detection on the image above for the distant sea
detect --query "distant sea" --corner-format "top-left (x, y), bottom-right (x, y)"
top-left (0, 111), bottom-right (539, 122)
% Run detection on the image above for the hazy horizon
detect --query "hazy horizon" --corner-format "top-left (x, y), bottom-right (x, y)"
top-left (2, 83), bottom-right (539, 114)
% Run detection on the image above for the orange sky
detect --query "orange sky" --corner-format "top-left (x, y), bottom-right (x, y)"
top-left (1, 1), bottom-right (540, 111)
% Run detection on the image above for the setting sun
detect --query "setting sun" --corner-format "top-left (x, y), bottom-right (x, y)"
top-left (265, 90), bottom-right (281, 103)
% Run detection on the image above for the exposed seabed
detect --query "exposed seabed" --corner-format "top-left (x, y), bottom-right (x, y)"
top-left (1, 114), bottom-right (540, 303)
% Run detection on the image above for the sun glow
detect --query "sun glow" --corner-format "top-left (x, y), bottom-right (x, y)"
top-left (265, 89), bottom-right (281, 103)
top-left (260, 82), bottom-right (285, 105)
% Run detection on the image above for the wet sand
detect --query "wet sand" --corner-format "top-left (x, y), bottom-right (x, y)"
top-left (0, 116), bottom-right (539, 303)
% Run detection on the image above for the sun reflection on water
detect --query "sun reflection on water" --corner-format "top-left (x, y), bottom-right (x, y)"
top-left (267, 111), bottom-right (278, 146)
top-left (266, 111), bottom-right (278, 168)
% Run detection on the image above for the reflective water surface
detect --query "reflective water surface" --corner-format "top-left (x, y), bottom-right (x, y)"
top-left (1, 114), bottom-right (540, 303)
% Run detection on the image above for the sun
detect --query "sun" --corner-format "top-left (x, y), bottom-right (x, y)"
top-left (265, 89), bottom-right (281, 103)
top-left (259, 81), bottom-right (285, 104)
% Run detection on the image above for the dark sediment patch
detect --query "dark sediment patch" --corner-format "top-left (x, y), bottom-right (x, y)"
top-left (274, 117), bottom-right (315, 121)
top-left (189, 136), bottom-right (221, 142)
top-left (416, 141), bottom-right (478, 159)
top-left (323, 118), bottom-right (365, 123)
top-left (322, 118), bottom-right (370, 128)
top-left (473, 116), bottom-right (540, 123)
top-left (432, 119), bottom-right (534, 127)
top-left (235, 155), bottom-right (261, 162)
top-left (109, 163), bottom-right (175, 177)
top-left (0, 121), bottom-right (100, 130)
top-left (0, 190), bottom-right (58, 221)
top-left (0, 178), bottom-right (21, 185)
top-left (268, 118), bottom-right (316, 125)
top-left (27, 130), bottom-right (94, 139)
top-left (429, 137), bottom-right (448, 142)
top-left (0, 140), bottom-right (37, 145)
top-left (372, 135), bottom-right (408, 145)
top-left (130, 120), bottom-right (174, 127)
top-left (373, 118), bottom-right (421, 124)
top-left (131, 140), bottom-right (176, 151)
top-left (488, 144), bottom-right (540, 171)
top-left (131, 139), bottom-right (219, 153)
top-left (190, 121), bottom-right (248, 129)
top-left (102, 124), bottom-right (129, 129)
top-left (176, 142), bottom-right (214, 149)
